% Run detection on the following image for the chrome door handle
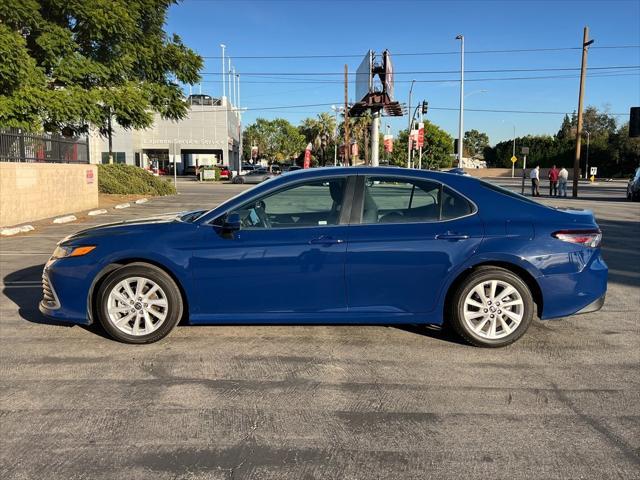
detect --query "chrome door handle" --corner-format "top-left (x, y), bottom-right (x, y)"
top-left (436, 233), bottom-right (470, 240)
top-left (309, 236), bottom-right (344, 245)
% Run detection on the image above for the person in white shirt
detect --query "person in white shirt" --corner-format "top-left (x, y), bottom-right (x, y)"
top-left (529, 165), bottom-right (540, 197)
top-left (558, 167), bottom-right (569, 197)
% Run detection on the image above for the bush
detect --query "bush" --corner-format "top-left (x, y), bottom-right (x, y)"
top-left (98, 164), bottom-right (177, 195)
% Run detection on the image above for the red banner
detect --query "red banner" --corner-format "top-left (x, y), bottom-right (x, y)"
top-left (303, 149), bottom-right (311, 169)
top-left (410, 130), bottom-right (419, 150)
top-left (417, 123), bottom-right (424, 148)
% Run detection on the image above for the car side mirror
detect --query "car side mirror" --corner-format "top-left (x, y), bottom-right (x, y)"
top-left (223, 212), bottom-right (241, 232)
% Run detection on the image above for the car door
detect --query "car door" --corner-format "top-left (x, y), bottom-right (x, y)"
top-left (190, 176), bottom-right (355, 321)
top-left (345, 175), bottom-right (484, 316)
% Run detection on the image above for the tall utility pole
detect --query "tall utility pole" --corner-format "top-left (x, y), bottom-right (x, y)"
top-left (573, 26), bottom-right (594, 198)
top-left (456, 34), bottom-right (465, 168)
top-left (371, 110), bottom-right (380, 167)
top-left (237, 73), bottom-right (242, 173)
top-left (232, 67), bottom-right (237, 106)
top-left (220, 44), bottom-right (226, 101)
top-left (228, 58), bottom-right (232, 106)
top-left (344, 64), bottom-right (350, 166)
top-left (407, 80), bottom-right (415, 168)
top-left (584, 130), bottom-right (590, 179)
top-left (418, 106), bottom-right (424, 169)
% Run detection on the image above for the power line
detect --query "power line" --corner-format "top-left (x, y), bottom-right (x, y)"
top-left (197, 71), bottom-right (639, 85)
top-left (201, 45), bottom-right (640, 59)
top-left (217, 101), bottom-right (628, 116)
top-left (199, 65), bottom-right (640, 76)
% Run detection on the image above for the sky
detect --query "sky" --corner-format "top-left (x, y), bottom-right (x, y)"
top-left (166, 0), bottom-right (640, 145)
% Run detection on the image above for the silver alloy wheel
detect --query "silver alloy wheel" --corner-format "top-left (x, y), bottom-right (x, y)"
top-left (106, 276), bottom-right (168, 336)
top-left (462, 279), bottom-right (524, 340)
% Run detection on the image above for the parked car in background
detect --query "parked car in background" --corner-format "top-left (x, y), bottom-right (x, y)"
top-left (217, 165), bottom-right (232, 180)
top-left (41, 167), bottom-right (607, 346)
top-left (627, 167), bottom-right (640, 201)
top-left (284, 165), bottom-right (302, 172)
top-left (232, 169), bottom-right (274, 184)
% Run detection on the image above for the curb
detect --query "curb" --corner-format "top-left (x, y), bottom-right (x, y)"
top-left (135, 198), bottom-right (148, 204)
top-left (88, 209), bottom-right (108, 216)
top-left (53, 215), bottom-right (77, 224)
top-left (1, 225), bottom-right (35, 236)
top-left (114, 203), bottom-right (130, 209)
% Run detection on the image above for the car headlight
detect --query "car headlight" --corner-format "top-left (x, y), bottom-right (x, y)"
top-left (52, 245), bottom-right (96, 258)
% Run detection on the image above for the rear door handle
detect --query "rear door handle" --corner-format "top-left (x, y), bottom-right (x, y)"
top-left (309, 236), bottom-right (344, 245)
top-left (436, 233), bottom-right (470, 240)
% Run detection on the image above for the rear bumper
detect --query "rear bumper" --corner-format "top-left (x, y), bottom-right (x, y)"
top-left (538, 251), bottom-right (608, 320)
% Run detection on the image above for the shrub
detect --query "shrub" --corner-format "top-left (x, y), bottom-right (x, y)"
top-left (98, 164), bottom-right (177, 195)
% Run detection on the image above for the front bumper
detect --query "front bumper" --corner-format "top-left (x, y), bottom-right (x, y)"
top-left (38, 260), bottom-right (94, 325)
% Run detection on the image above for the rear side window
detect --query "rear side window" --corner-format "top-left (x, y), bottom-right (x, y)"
top-left (441, 186), bottom-right (474, 219)
top-left (361, 176), bottom-right (474, 224)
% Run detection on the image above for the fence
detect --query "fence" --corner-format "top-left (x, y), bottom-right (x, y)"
top-left (0, 129), bottom-right (89, 164)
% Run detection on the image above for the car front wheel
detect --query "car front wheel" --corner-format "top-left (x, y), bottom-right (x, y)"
top-left (96, 263), bottom-right (183, 344)
top-left (450, 267), bottom-right (534, 347)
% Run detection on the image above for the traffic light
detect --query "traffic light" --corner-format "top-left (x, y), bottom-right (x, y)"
top-left (630, 107), bottom-right (640, 138)
top-left (421, 101), bottom-right (429, 115)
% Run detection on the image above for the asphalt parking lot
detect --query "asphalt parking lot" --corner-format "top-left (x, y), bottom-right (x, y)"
top-left (1, 176), bottom-right (639, 479)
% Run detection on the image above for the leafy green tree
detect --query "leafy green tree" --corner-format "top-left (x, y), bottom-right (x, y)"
top-left (464, 129), bottom-right (489, 157)
top-left (0, 0), bottom-right (202, 159)
top-left (243, 118), bottom-right (306, 162)
top-left (388, 121), bottom-right (454, 169)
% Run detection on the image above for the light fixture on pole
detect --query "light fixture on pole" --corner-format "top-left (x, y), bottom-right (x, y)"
top-left (456, 34), bottom-right (465, 168)
top-left (331, 105), bottom-right (342, 166)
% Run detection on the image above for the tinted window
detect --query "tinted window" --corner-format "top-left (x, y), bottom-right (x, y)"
top-left (479, 179), bottom-right (539, 205)
top-left (362, 177), bottom-right (441, 224)
top-left (237, 178), bottom-right (346, 229)
top-left (441, 186), bottom-right (474, 219)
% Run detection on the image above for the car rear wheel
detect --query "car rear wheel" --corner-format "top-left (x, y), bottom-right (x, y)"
top-left (233, 176), bottom-right (244, 184)
top-left (96, 264), bottom-right (183, 344)
top-left (450, 267), bottom-right (534, 347)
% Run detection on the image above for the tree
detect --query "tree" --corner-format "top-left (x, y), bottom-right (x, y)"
top-left (0, 0), bottom-right (202, 159)
top-left (299, 112), bottom-right (336, 166)
top-left (243, 118), bottom-right (306, 162)
top-left (464, 129), bottom-right (489, 157)
top-left (388, 121), bottom-right (454, 169)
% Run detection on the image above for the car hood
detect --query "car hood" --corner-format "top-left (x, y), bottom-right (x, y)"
top-left (60, 210), bottom-right (200, 244)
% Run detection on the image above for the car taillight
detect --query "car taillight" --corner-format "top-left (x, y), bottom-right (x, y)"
top-left (552, 229), bottom-right (602, 248)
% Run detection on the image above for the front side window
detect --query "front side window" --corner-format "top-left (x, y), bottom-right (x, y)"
top-left (236, 178), bottom-right (347, 229)
top-left (361, 176), bottom-right (474, 224)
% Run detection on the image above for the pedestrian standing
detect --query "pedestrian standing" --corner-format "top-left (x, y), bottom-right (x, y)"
top-left (548, 164), bottom-right (559, 197)
top-left (558, 166), bottom-right (569, 197)
top-left (530, 165), bottom-right (540, 197)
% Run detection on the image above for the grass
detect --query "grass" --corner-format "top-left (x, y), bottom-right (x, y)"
top-left (98, 164), bottom-right (177, 196)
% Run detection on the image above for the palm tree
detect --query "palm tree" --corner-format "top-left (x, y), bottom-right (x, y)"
top-left (299, 113), bottom-right (337, 166)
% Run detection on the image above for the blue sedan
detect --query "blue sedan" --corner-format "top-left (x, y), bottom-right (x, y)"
top-left (40, 167), bottom-right (607, 347)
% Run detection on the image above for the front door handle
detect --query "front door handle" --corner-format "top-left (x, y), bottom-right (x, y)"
top-left (309, 236), bottom-right (344, 245)
top-left (436, 233), bottom-right (470, 240)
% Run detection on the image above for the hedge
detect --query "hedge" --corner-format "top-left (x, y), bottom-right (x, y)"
top-left (98, 164), bottom-right (177, 196)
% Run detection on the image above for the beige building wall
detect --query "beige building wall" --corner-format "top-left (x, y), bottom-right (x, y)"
top-left (0, 163), bottom-right (98, 227)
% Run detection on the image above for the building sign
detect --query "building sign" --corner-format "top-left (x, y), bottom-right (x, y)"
top-left (86, 169), bottom-right (94, 184)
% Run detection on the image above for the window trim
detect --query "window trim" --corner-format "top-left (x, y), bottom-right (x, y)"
top-left (209, 175), bottom-right (357, 230)
top-left (351, 175), bottom-right (478, 226)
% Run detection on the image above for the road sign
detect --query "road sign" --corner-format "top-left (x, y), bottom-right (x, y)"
top-left (590, 167), bottom-right (597, 175)
top-left (511, 156), bottom-right (517, 164)
top-left (521, 147), bottom-right (529, 155)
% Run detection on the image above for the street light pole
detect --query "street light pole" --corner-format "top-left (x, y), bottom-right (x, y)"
top-left (331, 105), bottom-right (342, 166)
top-left (407, 80), bottom-right (416, 169)
top-left (456, 34), bottom-right (465, 168)
top-left (220, 44), bottom-right (226, 101)
top-left (584, 130), bottom-right (590, 179)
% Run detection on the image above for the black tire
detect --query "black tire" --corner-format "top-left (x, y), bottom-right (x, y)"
top-left (233, 176), bottom-right (244, 184)
top-left (96, 263), bottom-right (183, 344)
top-left (449, 267), bottom-right (534, 348)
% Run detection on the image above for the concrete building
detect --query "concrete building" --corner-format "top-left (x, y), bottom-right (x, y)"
top-left (89, 95), bottom-right (241, 174)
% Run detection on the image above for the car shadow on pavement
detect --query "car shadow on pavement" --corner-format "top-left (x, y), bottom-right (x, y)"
top-left (2, 264), bottom-right (73, 327)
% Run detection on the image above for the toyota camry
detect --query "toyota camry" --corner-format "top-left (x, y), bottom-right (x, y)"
top-left (40, 167), bottom-right (607, 347)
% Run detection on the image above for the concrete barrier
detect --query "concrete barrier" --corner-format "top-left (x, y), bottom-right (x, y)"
top-left (0, 163), bottom-right (98, 227)
top-left (464, 167), bottom-right (581, 178)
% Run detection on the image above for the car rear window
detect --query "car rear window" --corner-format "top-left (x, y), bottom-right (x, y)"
top-left (479, 180), bottom-right (540, 205)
